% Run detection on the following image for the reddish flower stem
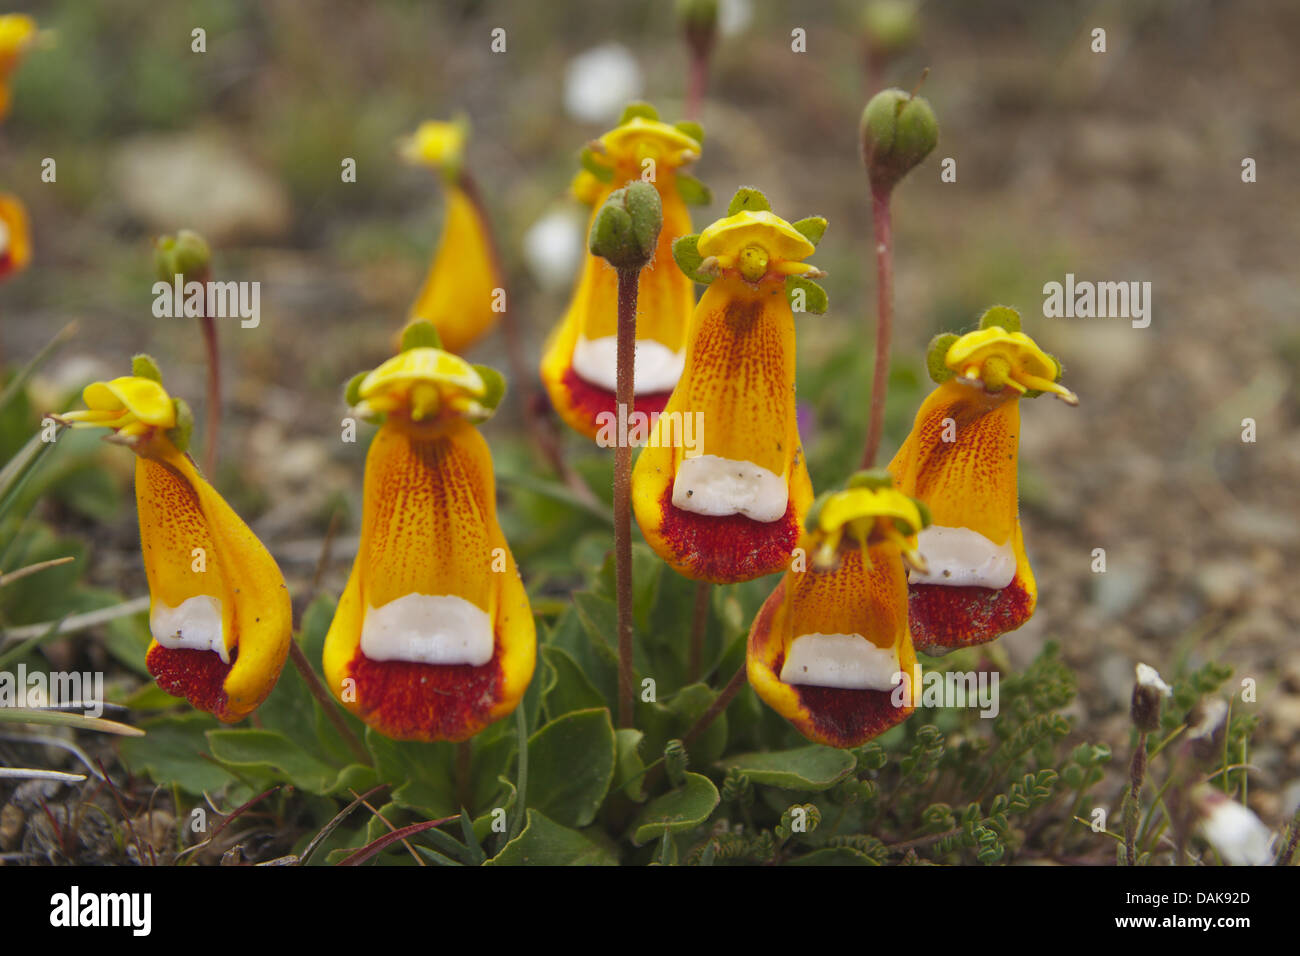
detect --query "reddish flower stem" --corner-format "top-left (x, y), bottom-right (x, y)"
top-left (687, 580), bottom-right (711, 683)
top-left (615, 267), bottom-right (639, 729)
top-left (860, 186), bottom-right (894, 469)
top-left (195, 267), bottom-right (221, 477)
top-left (685, 48), bottom-right (710, 121)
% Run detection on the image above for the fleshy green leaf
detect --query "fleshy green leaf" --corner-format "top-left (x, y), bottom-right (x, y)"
top-left (631, 771), bottom-right (719, 845)
top-left (717, 745), bottom-right (857, 791)
top-left (486, 809), bottom-right (618, 866)
top-left (118, 713), bottom-right (235, 795)
top-left (207, 729), bottom-right (339, 795)
top-left (526, 708), bottom-right (616, 828)
top-left (542, 645), bottom-right (607, 719)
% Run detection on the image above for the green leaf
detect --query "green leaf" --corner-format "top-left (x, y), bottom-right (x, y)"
top-left (718, 746), bottom-right (857, 791)
top-left (526, 708), bottom-right (616, 827)
top-left (542, 645), bottom-right (607, 718)
top-left (206, 729), bottom-right (338, 794)
top-left (785, 275), bottom-right (828, 314)
top-left (118, 713), bottom-right (235, 795)
top-left (676, 173), bottom-right (712, 206)
top-left (791, 216), bottom-right (828, 246)
top-left (366, 729), bottom-right (458, 818)
top-left (727, 186), bottom-right (771, 216)
top-left (789, 847), bottom-right (878, 866)
top-left (631, 771), bottom-right (719, 845)
top-left (639, 683), bottom-right (728, 767)
top-left (614, 728), bottom-right (648, 803)
top-left (486, 809), bottom-right (618, 866)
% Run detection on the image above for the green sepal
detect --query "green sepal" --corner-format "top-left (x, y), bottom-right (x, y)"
top-left (167, 398), bottom-right (194, 454)
top-left (727, 186), bottom-right (771, 216)
top-left (472, 364), bottom-right (507, 414)
top-left (675, 172), bottom-right (712, 206)
top-left (914, 498), bottom-right (932, 529)
top-left (401, 319), bottom-right (443, 352)
top-left (343, 371), bottom-right (367, 408)
top-left (925, 332), bottom-right (959, 383)
top-left (791, 216), bottom-right (828, 246)
top-left (785, 275), bottom-right (828, 314)
top-left (847, 468), bottom-right (893, 491)
top-left (674, 120), bottom-right (704, 144)
top-left (671, 234), bottom-right (715, 284)
top-left (978, 305), bottom-right (1021, 333)
top-left (131, 354), bottom-right (163, 384)
top-left (619, 101), bottom-right (659, 124)
top-left (580, 146), bottom-right (614, 182)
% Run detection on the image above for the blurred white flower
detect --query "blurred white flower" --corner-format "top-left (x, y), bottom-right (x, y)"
top-left (1187, 697), bottom-right (1228, 740)
top-left (718, 0), bottom-right (753, 37)
top-left (523, 206), bottom-right (585, 291)
top-left (563, 43), bottom-right (643, 123)
top-left (1135, 663), bottom-right (1171, 696)
top-left (1195, 787), bottom-right (1275, 866)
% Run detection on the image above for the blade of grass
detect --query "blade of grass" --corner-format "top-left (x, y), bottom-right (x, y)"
top-left (0, 707), bottom-right (143, 736)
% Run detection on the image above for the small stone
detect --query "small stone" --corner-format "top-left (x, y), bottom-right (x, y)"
top-left (0, 804), bottom-right (23, 851)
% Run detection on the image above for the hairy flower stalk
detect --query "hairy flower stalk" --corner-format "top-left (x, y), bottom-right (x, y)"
top-left (55, 357), bottom-right (292, 722)
top-left (1127, 662), bottom-right (1171, 865)
top-left (858, 85), bottom-right (937, 469)
top-left (589, 181), bottom-right (663, 728)
top-left (155, 230), bottom-right (220, 476)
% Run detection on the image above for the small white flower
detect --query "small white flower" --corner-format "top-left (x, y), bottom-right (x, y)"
top-left (522, 207), bottom-right (585, 291)
top-left (1188, 697), bottom-right (1229, 740)
top-left (1135, 662), bottom-right (1172, 697)
top-left (1195, 788), bottom-right (1275, 866)
top-left (563, 44), bottom-right (643, 123)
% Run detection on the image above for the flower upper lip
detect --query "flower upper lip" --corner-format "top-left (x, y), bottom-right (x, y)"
top-left (945, 326), bottom-right (1078, 404)
top-left (57, 375), bottom-right (176, 437)
top-left (353, 347), bottom-right (494, 423)
top-left (594, 115), bottom-right (701, 168)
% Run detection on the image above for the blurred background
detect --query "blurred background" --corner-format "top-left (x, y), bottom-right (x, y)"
top-left (2, 0), bottom-right (1298, 821)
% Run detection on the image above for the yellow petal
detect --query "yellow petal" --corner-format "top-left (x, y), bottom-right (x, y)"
top-left (138, 447), bottom-right (291, 722)
top-left (0, 193), bottom-right (31, 279)
top-left (697, 210), bottom-right (815, 266)
top-left (323, 420), bottom-right (535, 741)
top-left (597, 116), bottom-right (701, 171)
top-left (748, 542), bottom-right (917, 748)
top-left (632, 273), bottom-right (813, 582)
top-left (82, 376), bottom-right (176, 429)
top-left (407, 185), bottom-right (501, 353)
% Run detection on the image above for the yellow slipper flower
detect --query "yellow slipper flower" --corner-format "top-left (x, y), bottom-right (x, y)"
top-left (0, 193), bottom-right (31, 280)
top-left (631, 188), bottom-right (826, 583)
top-left (748, 474), bottom-right (928, 748)
top-left (323, 323), bottom-right (534, 742)
top-left (0, 13), bottom-right (37, 122)
top-left (888, 307), bottom-right (1077, 655)
top-left (56, 358), bottom-right (292, 722)
top-left (539, 103), bottom-right (710, 439)
top-left (400, 118), bottom-right (502, 354)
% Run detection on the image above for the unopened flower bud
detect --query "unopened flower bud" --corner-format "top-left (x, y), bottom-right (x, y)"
top-left (860, 88), bottom-right (938, 194)
top-left (1185, 696), bottom-right (1229, 762)
top-left (1130, 662), bottom-right (1171, 732)
top-left (588, 181), bottom-right (663, 271)
top-left (676, 0), bottom-right (718, 59)
top-left (154, 229), bottom-right (211, 283)
top-left (862, 0), bottom-right (921, 59)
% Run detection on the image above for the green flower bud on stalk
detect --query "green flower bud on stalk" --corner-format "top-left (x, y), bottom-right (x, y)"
top-left (862, 0), bottom-right (921, 59)
top-left (861, 88), bottom-right (938, 194)
top-left (154, 229), bottom-right (211, 282)
top-left (676, 0), bottom-right (718, 58)
top-left (589, 181), bottom-right (663, 271)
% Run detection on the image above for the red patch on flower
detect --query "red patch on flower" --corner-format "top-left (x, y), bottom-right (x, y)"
top-left (908, 575), bottom-right (1033, 655)
top-left (147, 643), bottom-right (231, 718)
top-left (657, 485), bottom-right (798, 583)
top-left (348, 645), bottom-right (504, 742)
top-left (769, 656), bottom-right (912, 750)
top-left (559, 366), bottom-right (671, 429)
